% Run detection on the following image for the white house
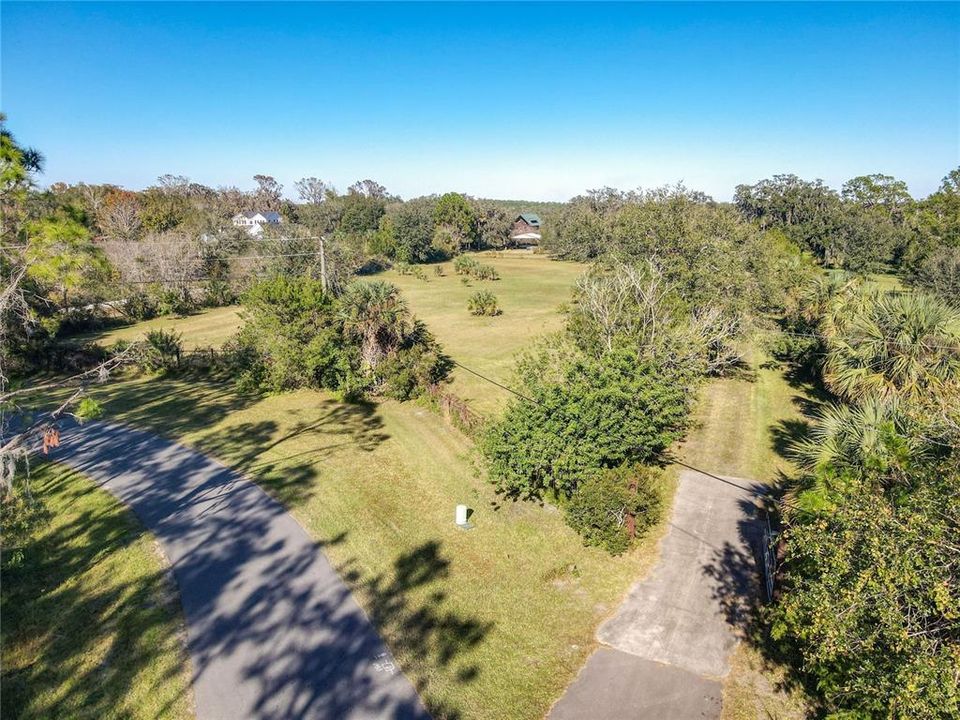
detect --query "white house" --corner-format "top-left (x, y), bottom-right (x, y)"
top-left (232, 210), bottom-right (282, 236)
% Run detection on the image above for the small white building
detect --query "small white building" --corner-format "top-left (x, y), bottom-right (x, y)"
top-left (232, 210), bottom-right (282, 236)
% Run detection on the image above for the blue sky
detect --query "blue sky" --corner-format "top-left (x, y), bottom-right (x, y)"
top-left (2, 2), bottom-right (958, 201)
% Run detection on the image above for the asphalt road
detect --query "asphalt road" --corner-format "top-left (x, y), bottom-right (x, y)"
top-left (54, 421), bottom-right (429, 720)
top-left (549, 467), bottom-right (766, 719)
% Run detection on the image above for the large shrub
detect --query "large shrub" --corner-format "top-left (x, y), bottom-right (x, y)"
top-left (138, 328), bottom-right (183, 371)
top-left (482, 338), bottom-right (692, 501)
top-left (566, 465), bottom-right (664, 555)
top-left (771, 458), bottom-right (960, 717)
top-left (237, 275), bottom-right (343, 391)
top-left (375, 321), bottom-right (452, 400)
top-left (232, 276), bottom-right (447, 400)
top-left (467, 290), bottom-right (500, 316)
top-left (454, 255), bottom-right (499, 281)
top-left (912, 245), bottom-right (960, 306)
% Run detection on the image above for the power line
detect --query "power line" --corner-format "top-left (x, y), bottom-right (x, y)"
top-left (2, 236), bottom-right (327, 251)
top-left (451, 360), bottom-right (546, 407)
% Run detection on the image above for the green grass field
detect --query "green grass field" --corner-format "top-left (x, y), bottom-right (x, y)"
top-left (678, 343), bottom-right (822, 484)
top-left (382, 251), bottom-right (588, 416)
top-left (1, 463), bottom-right (193, 720)
top-left (79, 305), bottom-right (242, 350)
top-left (78, 374), bottom-right (664, 720)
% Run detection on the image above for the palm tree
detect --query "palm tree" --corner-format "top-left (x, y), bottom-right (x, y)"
top-left (823, 291), bottom-right (960, 402)
top-left (791, 396), bottom-right (925, 473)
top-left (339, 281), bottom-right (413, 372)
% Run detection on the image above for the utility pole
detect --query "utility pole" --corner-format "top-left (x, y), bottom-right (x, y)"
top-left (319, 235), bottom-right (328, 293)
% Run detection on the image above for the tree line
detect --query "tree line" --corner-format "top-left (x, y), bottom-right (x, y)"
top-left (545, 170), bottom-right (960, 307)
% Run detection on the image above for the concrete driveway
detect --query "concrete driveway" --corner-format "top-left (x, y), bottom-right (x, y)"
top-left (549, 467), bottom-right (766, 719)
top-left (54, 421), bottom-right (429, 720)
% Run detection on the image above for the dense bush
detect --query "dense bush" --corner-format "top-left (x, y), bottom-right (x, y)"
top-left (566, 465), bottom-right (664, 555)
top-left (123, 292), bottom-right (158, 321)
top-left (912, 245), bottom-right (960, 306)
top-left (375, 322), bottom-right (452, 400)
top-left (454, 255), bottom-right (477, 275)
top-left (232, 276), bottom-right (351, 392)
top-left (482, 338), bottom-right (692, 501)
top-left (140, 328), bottom-right (183, 371)
top-left (454, 255), bottom-right (499, 281)
top-left (467, 290), bottom-right (500, 316)
top-left (155, 287), bottom-right (198, 317)
top-left (230, 276), bottom-right (448, 401)
top-left (472, 263), bottom-right (499, 281)
top-left (202, 278), bottom-right (236, 308)
top-left (772, 457), bottom-right (960, 717)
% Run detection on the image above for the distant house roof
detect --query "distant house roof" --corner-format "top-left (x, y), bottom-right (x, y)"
top-left (517, 213), bottom-right (541, 226)
top-left (236, 211), bottom-right (281, 222)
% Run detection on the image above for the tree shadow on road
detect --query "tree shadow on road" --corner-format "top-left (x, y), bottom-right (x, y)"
top-left (1, 464), bottom-right (192, 720)
top-left (700, 487), bottom-right (815, 708)
top-left (88, 378), bottom-right (390, 511)
top-left (53, 420), bottom-right (492, 719)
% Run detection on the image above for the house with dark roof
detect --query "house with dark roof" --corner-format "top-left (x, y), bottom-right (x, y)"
top-left (510, 213), bottom-right (542, 246)
top-left (232, 210), bottom-right (282, 236)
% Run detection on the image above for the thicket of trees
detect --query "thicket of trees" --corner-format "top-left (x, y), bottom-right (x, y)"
top-left (769, 275), bottom-right (960, 717)
top-left (224, 276), bottom-right (450, 402)
top-left (482, 203), bottom-right (808, 552)
top-left (8, 167), bottom-right (522, 337)
top-left (545, 171), bottom-right (960, 307)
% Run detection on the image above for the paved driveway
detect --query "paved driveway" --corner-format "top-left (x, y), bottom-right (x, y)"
top-left (54, 421), bottom-right (428, 720)
top-left (549, 467), bottom-right (766, 719)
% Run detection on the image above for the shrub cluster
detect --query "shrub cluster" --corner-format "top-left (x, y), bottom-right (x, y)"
top-left (454, 256), bottom-right (499, 280)
top-left (467, 290), bottom-right (501, 316)
top-left (223, 276), bottom-right (449, 401)
top-left (566, 465), bottom-right (664, 555)
top-left (481, 321), bottom-right (695, 553)
top-left (111, 328), bottom-right (184, 373)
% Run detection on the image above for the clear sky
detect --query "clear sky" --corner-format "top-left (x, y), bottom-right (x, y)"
top-left (2, 2), bottom-right (958, 201)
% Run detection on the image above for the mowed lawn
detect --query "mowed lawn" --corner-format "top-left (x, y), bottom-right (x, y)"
top-left (79, 305), bottom-right (242, 350)
top-left (78, 374), bottom-right (660, 720)
top-left (677, 343), bottom-right (821, 485)
top-left (382, 252), bottom-right (588, 416)
top-left (1, 463), bottom-right (193, 720)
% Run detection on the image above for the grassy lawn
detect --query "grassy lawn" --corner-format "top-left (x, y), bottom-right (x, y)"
top-left (78, 305), bottom-right (242, 350)
top-left (381, 251), bottom-right (587, 416)
top-left (677, 343), bottom-right (822, 484)
top-left (76, 374), bottom-right (663, 720)
top-left (1, 462), bottom-right (193, 720)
